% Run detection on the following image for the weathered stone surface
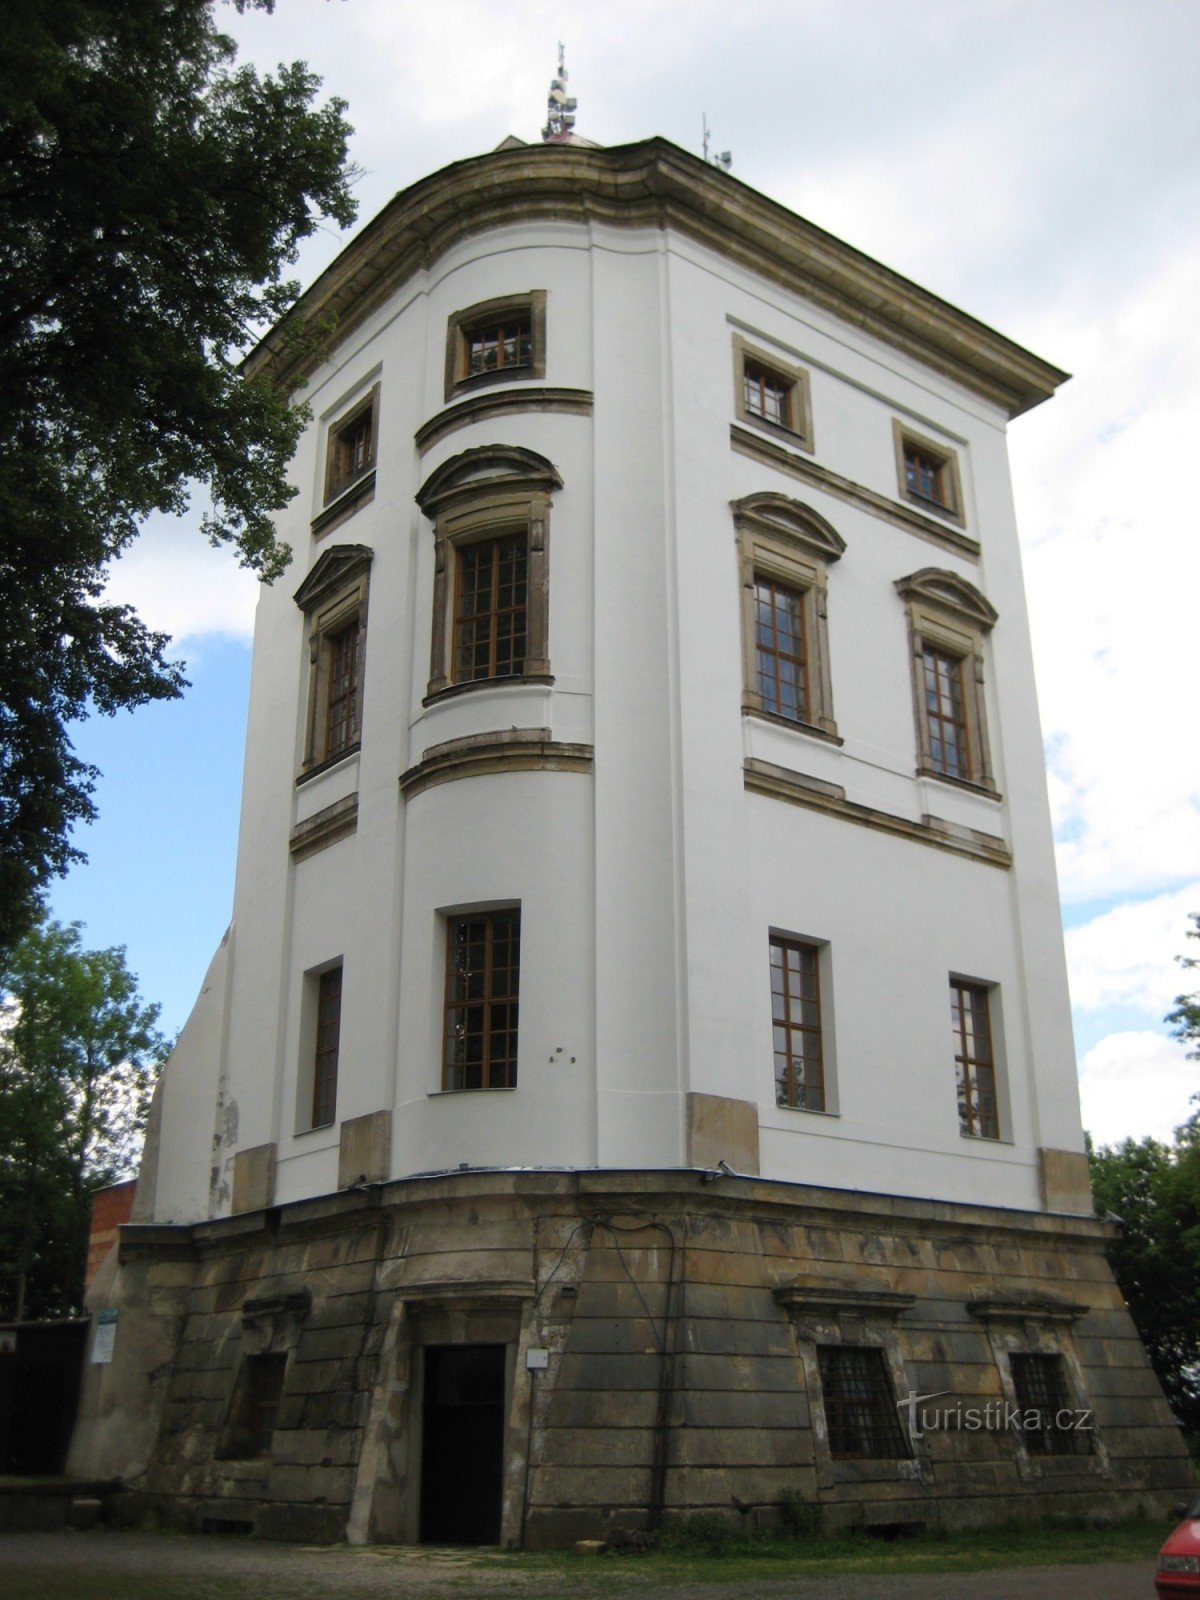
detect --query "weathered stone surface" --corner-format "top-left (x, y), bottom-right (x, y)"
top-left (230, 1146), bottom-right (276, 1215)
top-left (73, 1169), bottom-right (1196, 1549)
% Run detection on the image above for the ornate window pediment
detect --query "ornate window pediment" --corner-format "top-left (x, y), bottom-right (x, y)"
top-left (293, 543), bottom-right (373, 614)
top-left (895, 568), bottom-right (997, 631)
top-left (416, 445), bottom-right (562, 518)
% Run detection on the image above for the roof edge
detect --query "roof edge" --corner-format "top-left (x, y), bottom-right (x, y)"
top-left (242, 137), bottom-right (1069, 419)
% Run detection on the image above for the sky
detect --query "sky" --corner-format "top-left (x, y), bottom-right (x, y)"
top-left (47, 0), bottom-right (1200, 1149)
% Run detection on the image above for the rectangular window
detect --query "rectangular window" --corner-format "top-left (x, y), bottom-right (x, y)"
top-left (923, 644), bottom-right (969, 780)
top-left (817, 1345), bottom-right (910, 1459)
top-left (311, 965), bottom-right (343, 1128)
top-left (1010, 1353), bottom-right (1090, 1456)
top-left (323, 619), bottom-right (361, 760)
top-left (770, 935), bottom-right (824, 1111)
top-left (755, 576), bottom-right (808, 722)
top-left (744, 360), bottom-right (792, 428)
top-left (466, 313), bottom-right (532, 378)
top-left (443, 909), bottom-right (521, 1091)
top-left (733, 337), bottom-right (814, 448)
top-left (217, 1352), bottom-right (288, 1460)
top-left (445, 292), bottom-right (546, 399)
top-left (951, 979), bottom-right (999, 1139)
top-left (325, 391), bottom-right (378, 505)
top-left (453, 534), bottom-right (528, 682)
top-left (892, 422), bottom-right (964, 526)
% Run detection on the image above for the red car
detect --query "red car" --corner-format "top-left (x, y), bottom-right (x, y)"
top-left (1158, 1497), bottom-right (1200, 1598)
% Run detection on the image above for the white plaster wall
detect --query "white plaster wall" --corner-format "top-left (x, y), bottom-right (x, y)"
top-left (148, 194), bottom-right (1082, 1224)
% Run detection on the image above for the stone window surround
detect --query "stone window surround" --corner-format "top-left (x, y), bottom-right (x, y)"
top-left (733, 493), bottom-right (844, 742)
top-left (895, 567), bottom-right (998, 797)
top-left (951, 974), bottom-right (1006, 1143)
top-left (293, 543), bottom-right (373, 779)
top-left (732, 333), bottom-right (815, 451)
top-left (416, 446), bottom-right (561, 704)
top-left (319, 381), bottom-right (381, 520)
top-left (215, 1290), bottom-right (311, 1461)
top-left (444, 291), bottom-right (547, 403)
top-left (967, 1295), bottom-right (1111, 1483)
top-left (774, 1280), bottom-right (928, 1490)
top-left (892, 419), bottom-right (966, 528)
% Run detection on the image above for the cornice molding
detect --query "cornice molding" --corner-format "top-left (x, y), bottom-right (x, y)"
top-left (743, 757), bottom-right (1011, 869)
top-left (416, 386), bottom-right (594, 453)
top-left (731, 425), bottom-right (981, 562)
top-left (243, 139), bottom-right (1068, 418)
top-left (400, 729), bottom-right (594, 800)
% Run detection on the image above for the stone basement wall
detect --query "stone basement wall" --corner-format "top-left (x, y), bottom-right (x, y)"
top-left (71, 1170), bottom-right (1195, 1546)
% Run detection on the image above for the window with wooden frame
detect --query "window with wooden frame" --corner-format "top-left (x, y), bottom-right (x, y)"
top-left (895, 568), bottom-right (998, 793)
top-left (453, 532), bottom-right (528, 682)
top-left (732, 335), bottom-right (813, 448)
top-left (733, 494), bottom-right (844, 738)
top-left (816, 1345), bottom-right (911, 1460)
top-left (293, 544), bottom-right (372, 776)
top-left (770, 935), bottom-right (826, 1112)
top-left (311, 964), bottom-right (343, 1128)
top-left (445, 292), bottom-right (546, 401)
top-left (892, 421), bottom-right (964, 526)
top-left (442, 908), bottom-right (520, 1091)
top-left (324, 386), bottom-right (380, 506)
top-left (950, 978), bottom-right (999, 1139)
top-left (416, 445), bottom-right (561, 702)
top-left (217, 1352), bottom-right (288, 1460)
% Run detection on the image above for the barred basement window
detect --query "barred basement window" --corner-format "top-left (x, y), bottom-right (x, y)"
top-left (217, 1352), bottom-right (288, 1460)
top-left (1009, 1353), bottom-right (1091, 1457)
top-left (770, 935), bottom-right (825, 1111)
top-left (951, 979), bottom-right (999, 1139)
top-left (443, 908), bottom-right (521, 1090)
top-left (817, 1345), bottom-right (910, 1460)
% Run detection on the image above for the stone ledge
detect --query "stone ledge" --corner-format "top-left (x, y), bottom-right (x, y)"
top-left (416, 386), bottom-right (594, 452)
top-left (289, 793), bottom-right (358, 860)
top-left (744, 757), bottom-right (1012, 868)
top-left (400, 730), bottom-right (594, 799)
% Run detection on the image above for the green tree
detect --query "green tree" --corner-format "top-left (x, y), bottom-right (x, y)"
top-left (0, 0), bottom-right (357, 952)
top-left (1089, 1116), bottom-right (1200, 1435)
top-left (1166, 913), bottom-right (1200, 1062)
top-left (0, 917), bottom-right (168, 1320)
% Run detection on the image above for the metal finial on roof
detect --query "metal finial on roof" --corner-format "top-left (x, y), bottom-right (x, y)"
top-left (702, 114), bottom-right (732, 172)
top-left (542, 42), bottom-right (578, 142)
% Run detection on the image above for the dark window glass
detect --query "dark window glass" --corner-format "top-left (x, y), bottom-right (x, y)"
top-left (218, 1352), bottom-right (288, 1459)
top-left (818, 1345), bottom-right (909, 1459)
top-left (951, 980), bottom-right (998, 1139)
top-left (903, 441), bottom-right (948, 507)
top-left (466, 316), bottom-right (532, 377)
top-left (1010, 1353), bottom-right (1091, 1456)
top-left (770, 936), bottom-right (824, 1111)
top-left (324, 620), bottom-right (361, 759)
top-left (923, 645), bottom-right (969, 779)
top-left (444, 910), bottom-right (521, 1090)
top-left (312, 966), bottom-right (342, 1128)
top-left (328, 404), bottom-right (375, 500)
top-left (454, 536), bottom-right (528, 682)
top-left (743, 361), bottom-right (792, 428)
top-left (755, 576), bottom-right (807, 722)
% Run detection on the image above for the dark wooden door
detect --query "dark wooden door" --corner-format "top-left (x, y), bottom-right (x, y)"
top-left (419, 1343), bottom-right (506, 1545)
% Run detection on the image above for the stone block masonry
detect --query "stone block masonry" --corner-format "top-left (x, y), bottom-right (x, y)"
top-left (70, 1170), bottom-right (1196, 1546)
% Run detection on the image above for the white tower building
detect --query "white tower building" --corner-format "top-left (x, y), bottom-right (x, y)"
top-left (70, 124), bottom-right (1194, 1547)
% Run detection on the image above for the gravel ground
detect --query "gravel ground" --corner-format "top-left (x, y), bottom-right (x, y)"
top-left (0, 1530), bottom-right (1160, 1600)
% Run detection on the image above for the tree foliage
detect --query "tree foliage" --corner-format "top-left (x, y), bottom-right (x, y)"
top-left (0, 916), bottom-right (168, 1320)
top-left (0, 0), bottom-right (357, 951)
top-left (1089, 1115), bottom-right (1200, 1435)
top-left (1166, 913), bottom-right (1200, 1063)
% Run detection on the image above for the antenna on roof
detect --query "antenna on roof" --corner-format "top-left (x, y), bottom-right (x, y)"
top-left (542, 43), bottom-right (578, 142)
top-left (702, 114), bottom-right (732, 172)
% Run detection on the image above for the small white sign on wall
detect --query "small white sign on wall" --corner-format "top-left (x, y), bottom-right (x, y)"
top-left (91, 1308), bottom-right (118, 1364)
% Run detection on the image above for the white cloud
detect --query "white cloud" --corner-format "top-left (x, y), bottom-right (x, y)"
top-left (1065, 885), bottom-right (1200, 1015)
top-left (103, 515), bottom-right (261, 647)
top-left (1079, 1030), bottom-right (1195, 1148)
